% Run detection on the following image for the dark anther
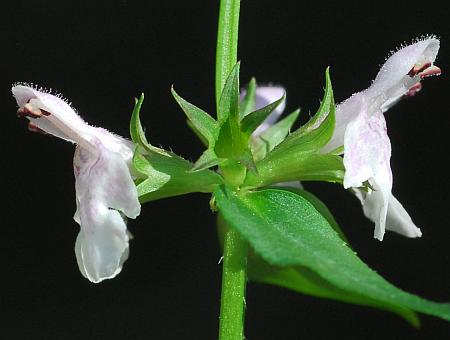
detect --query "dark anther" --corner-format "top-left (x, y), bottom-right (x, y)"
top-left (17, 102), bottom-right (51, 118)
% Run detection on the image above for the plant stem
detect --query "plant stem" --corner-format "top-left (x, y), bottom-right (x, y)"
top-left (215, 0), bottom-right (240, 110)
top-left (216, 1), bottom-right (247, 339)
top-left (219, 226), bottom-right (248, 340)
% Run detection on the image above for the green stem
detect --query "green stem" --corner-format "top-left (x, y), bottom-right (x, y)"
top-left (216, 1), bottom-right (246, 339)
top-left (219, 225), bottom-right (248, 340)
top-left (215, 0), bottom-right (240, 110)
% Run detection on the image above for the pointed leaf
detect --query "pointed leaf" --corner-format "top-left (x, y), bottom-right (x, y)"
top-left (240, 93), bottom-right (285, 137)
top-left (272, 68), bottom-right (335, 155)
top-left (245, 152), bottom-right (344, 187)
top-left (214, 186), bottom-right (450, 323)
top-left (215, 63), bottom-right (245, 160)
top-left (134, 150), bottom-right (222, 202)
top-left (129, 95), bottom-right (171, 158)
top-left (248, 258), bottom-right (420, 327)
top-left (251, 109), bottom-right (299, 161)
top-left (298, 67), bottom-right (334, 134)
top-left (247, 70), bottom-right (337, 186)
top-left (130, 93), bottom-right (152, 150)
top-left (192, 149), bottom-right (225, 171)
top-left (240, 77), bottom-right (256, 118)
top-left (186, 119), bottom-right (208, 147)
top-left (216, 210), bottom-right (417, 326)
top-left (218, 62), bottom-right (240, 124)
top-left (133, 149), bottom-right (170, 190)
top-left (276, 186), bottom-right (348, 243)
top-left (171, 87), bottom-right (218, 146)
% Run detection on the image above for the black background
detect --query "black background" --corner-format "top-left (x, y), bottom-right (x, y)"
top-left (1, 1), bottom-right (449, 339)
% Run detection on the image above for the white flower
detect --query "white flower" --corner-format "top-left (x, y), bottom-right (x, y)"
top-left (325, 37), bottom-right (440, 240)
top-left (13, 85), bottom-right (141, 282)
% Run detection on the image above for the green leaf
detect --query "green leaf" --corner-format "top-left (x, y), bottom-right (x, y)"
top-left (171, 87), bottom-right (219, 147)
top-left (245, 69), bottom-right (338, 186)
top-left (217, 210), bottom-right (418, 326)
top-left (240, 92), bottom-right (285, 137)
top-left (297, 66), bottom-right (334, 134)
top-left (251, 109), bottom-right (300, 161)
top-left (186, 119), bottom-right (208, 147)
top-left (192, 149), bottom-right (225, 172)
top-left (129, 94), bottom-right (172, 157)
top-left (215, 63), bottom-right (248, 163)
top-left (218, 62), bottom-right (240, 124)
top-left (275, 186), bottom-right (348, 243)
top-left (130, 93), bottom-right (152, 150)
top-left (248, 258), bottom-right (420, 327)
top-left (244, 153), bottom-right (344, 187)
top-left (215, 121), bottom-right (238, 158)
top-left (269, 68), bottom-right (335, 156)
top-left (133, 149), bottom-right (171, 190)
top-left (239, 77), bottom-right (256, 118)
top-left (134, 150), bottom-right (223, 202)
top-left (214, 186), bottom-right (450, 323)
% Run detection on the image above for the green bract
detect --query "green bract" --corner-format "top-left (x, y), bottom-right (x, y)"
top-left (250, 108), bottom-right (300, 161)
top-left (239, 77), bottom-right (256, 117)
top-left (130, 94), bottom-right (223, 202)
top-left (171, 62), bottom-right (289, 187)
top-left (244, 68), bottom-right (344, 187)
top-left (169, 64), bottom-right (339, 188)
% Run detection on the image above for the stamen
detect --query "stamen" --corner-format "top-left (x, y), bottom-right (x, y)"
top-left (419, 65), bottom-right (441, 79)
top-left (406, 62), bottom-right (441, 97)
top-left (17, 102), bottom-right (51, 118)
top-left (406, 82), bottom-right (422, 97)
top-left (408, 62), bottom-right (431, 77)
top-left (408, 62), bottom-right (442, 79)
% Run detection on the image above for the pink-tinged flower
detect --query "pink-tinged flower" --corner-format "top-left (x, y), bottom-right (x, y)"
top-left (13, 85), bottom-right (141, 282)
top-left (325, 37), bottom-right (440, 240)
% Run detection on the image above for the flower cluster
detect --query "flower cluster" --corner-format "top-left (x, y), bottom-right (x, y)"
top-left (12, 37), bottom-right (440, 283)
